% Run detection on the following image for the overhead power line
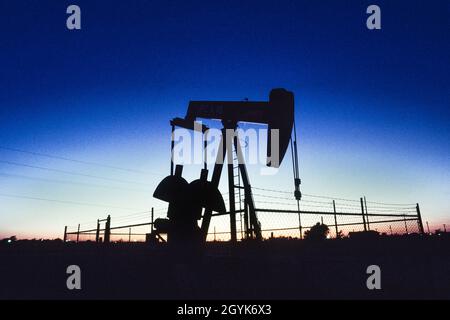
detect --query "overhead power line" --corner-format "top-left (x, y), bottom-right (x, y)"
top-left (0, 146), bottom-right (163, 176)
top-left (0, 160), bottom-right (152, 186)
top-left (0, 172), bottom-right (150, 193)
top-left (67, 209), bottom-right (161, 228)
top-left (0, 192), bottom-right (146, 211)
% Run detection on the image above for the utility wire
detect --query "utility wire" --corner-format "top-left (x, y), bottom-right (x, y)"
top-left (0, 192), bottom-right (146, 211)
top-left (0, 172), bottom-right (150, 193)
top-left (0, 160), bottom-right (152, 186)
top-left (67, 209), bottom-right (161, 228)
top-left (0, 146), bottom-right (163, 176)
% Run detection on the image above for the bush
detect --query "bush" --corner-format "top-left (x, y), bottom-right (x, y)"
top-left (304, 223), bottom-right (329, 241)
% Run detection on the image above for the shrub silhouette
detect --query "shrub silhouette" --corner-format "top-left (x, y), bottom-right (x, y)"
top-left (304, 223), bottom-right (329, 241)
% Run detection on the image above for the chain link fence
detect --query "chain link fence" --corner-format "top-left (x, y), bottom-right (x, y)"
top-left (65, 188), bottom-right (423, 243)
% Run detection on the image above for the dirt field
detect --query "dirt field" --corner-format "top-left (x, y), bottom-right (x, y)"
top-left (1, 236), bottom-right (449, 300)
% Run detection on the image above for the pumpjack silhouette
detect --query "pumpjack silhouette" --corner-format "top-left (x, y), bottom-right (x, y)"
top-left (151, 88), bottom-right (300, 244)
top-left (153, 165), bottom-right (226, 243)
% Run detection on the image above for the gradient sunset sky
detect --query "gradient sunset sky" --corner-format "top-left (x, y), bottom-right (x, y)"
top-left (0, 0), bottom-right (449, 239)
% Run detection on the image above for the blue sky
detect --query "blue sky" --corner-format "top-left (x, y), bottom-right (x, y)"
top-left (0, 0), bottom-right (449, 238)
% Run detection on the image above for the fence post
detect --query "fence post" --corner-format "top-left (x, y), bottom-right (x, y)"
top-left (297, 204), bottom-right (303, 240)
top-left (426, 221), bottom-right (430, 234)
top-left (129, 228), bottom-right (131, 242)
top-left (95, 219), bottom-right (100, 243)
top-left (76, 224), bottom-right (80, 243)
top-left (63, 226), bottom-right (67, 242)
top-left (416, 203), bottom-right (425, 234)
top-left (360, 198), bottom-right (367, 231)
top-left (404, 216), bottom-right (409, 234)
top-left (444, 224), bottom-right (447, 233)
top-left (389, 225), bottom-right (393, 235)
top-left (151, 207), bottom-right (154, 233)
top-left (104, 215), bottom-right (111, 243)
top-left (333, 200), bottom-right (339, 238)
top-left (364, 196), bottom-right (370, 230)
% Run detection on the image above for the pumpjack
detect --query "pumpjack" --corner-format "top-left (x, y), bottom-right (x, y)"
top-left (152, 88), bottom-right (301, 244)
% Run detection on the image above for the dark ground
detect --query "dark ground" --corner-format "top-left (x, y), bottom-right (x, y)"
top-left (1, 236), bottom-right (449, 300)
